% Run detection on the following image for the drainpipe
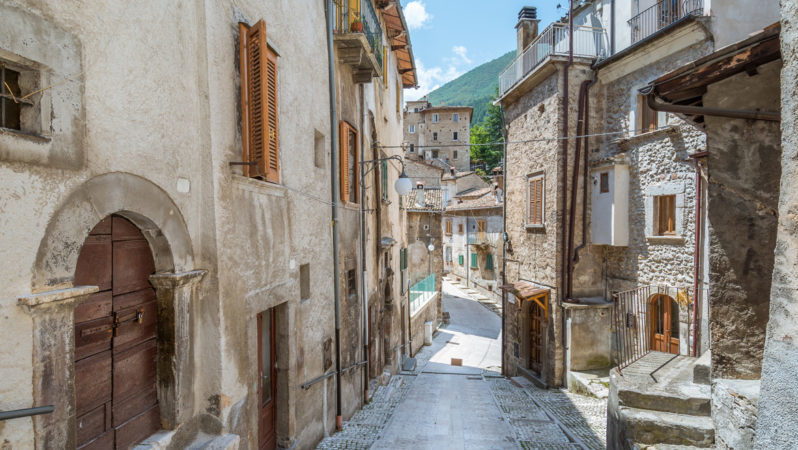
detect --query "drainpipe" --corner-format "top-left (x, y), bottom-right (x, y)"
top-left (358, 84), bottom-right (369, 403)
top-left (689, 152), bottom-right (706, 357)
top-left (325, 0), bottom-right (343, 430)
top-left (572, 78), bottom-right (597, 287)
top-left (645, 92), bottom-right (780, 122)
top-left (566, 81), bottom-right (589, 300)
top-left (500, 135), bottom-right (508, 376)
top-left (610, 0), bottom-right (615, 54)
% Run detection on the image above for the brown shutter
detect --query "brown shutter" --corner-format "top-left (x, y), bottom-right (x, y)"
top-left (340, 121), bottom-right (349, 202)
top-left (535, 178), bottom-right (543, 224)
top-left (265, 47), bottom-right (279, 182)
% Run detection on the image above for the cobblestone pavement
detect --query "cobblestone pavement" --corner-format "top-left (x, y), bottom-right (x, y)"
top-left (316, 281), bottom-right (608, 450)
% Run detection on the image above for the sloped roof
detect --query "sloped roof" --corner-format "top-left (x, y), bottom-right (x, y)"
top-left (447, 190), bottom-right (501, 211)
top-left (442, 170), bottom-right (476, 181)
top-left (403, 188), bottom-right (445, 212)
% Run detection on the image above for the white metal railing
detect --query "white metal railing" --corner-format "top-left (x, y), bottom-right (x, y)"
top-left (409, 273), bottom-right (436, 316)
top-left (499, 23), bottom-right (608, 96)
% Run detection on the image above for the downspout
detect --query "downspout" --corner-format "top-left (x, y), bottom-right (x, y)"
top-left (500, 134), bottom-right (508, 376)
top-left (610, 0), bottom-right (615, 54)
top-left (325, 0), bottom-right (344, 430)
top-left (566, 81), bottom-right (589, 300)
top-left (559, 0), bottom-right (574, 386)
top-left (689, 152), bottom-right (706, 357)
top-left (646, 92), bottom-right (780, 122)
top-left (573, 78), bottom-right (596, 275)
top-left (358, 84), bottom-right (369, 403)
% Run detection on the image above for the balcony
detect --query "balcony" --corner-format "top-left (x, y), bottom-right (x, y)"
top-left (334, 0), bottom-right (384, 83)
top-left (409, 273), bottom-right (436, 316)
top-left (629, 0), bottom-right (704, 45)
top-left (467, 233), bottom-right (490, 246)
top-left (499, 23), bottom-right (608, 97)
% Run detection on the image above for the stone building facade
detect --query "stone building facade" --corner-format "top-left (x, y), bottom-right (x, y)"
top-left (0, 1), bottom-right (415, 449)
top-left (403, 99), bottom-right (473, 172)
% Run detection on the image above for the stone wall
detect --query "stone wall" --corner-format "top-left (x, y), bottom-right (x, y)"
top-left (403, 106), bottom-right (472, 171)
top-left (755, 3), bottom-right (798, 445)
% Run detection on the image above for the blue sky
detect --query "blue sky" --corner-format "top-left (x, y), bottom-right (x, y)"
top-left (401, 1), bottom-right (564, 100)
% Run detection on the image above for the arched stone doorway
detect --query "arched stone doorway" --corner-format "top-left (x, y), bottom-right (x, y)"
top-left (73, 215), bottom-right (159, 449)
top-left (650, 294), bottom-right (679, 354)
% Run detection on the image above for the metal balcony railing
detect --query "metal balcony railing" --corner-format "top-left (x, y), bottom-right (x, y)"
top-left (611, 285), bottom-right (702, 372)
top-left (334, 0), bottom-right (383, 72)
top-left (629, 0), bottom-right (704, 45)
top-left (499, 23), bottom-right (608, 96)
top-left (409, 273), bottom-right (435, 316)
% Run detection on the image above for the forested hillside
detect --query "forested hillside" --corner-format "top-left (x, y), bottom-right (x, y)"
top-left (426, 50), bottom-right (514, 124)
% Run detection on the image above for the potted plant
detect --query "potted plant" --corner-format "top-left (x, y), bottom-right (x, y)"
top-left (351, 15), bottom-right (363, 32)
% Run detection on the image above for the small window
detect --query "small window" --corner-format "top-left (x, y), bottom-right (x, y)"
top-left (458, 223), bottom-right (464, 234)
top-left (432, 149), bottom-right (439, 159)
top-left (453, 113), bottom-right (459, 122)
top-left (527, 174), bottom-right (544, 225)
top-left (409, 143), bottom-right (415, 153)
top-left (637, 94), bottom-right (661, 135)
top-left (458, 254), bottom-right (464, 266)
top-left (655, 195), bottom-right (676, 236)
top-left (600, 172), bottom-right (610, 193)
top-left (409, 124), bottom-right (415, 134)
top-left (1, 66), bottom-right (24, 131)
top-left (486, 253), bottom-right (494, 270)
top-left (347, 269), bottom-right (356, 297)
top-left (432, 113), bottom-right (439, 123)
top-left (453, 132), bottom-right (458, 141)
top-left (453, 151), bottom-right (458, 159)
top-left (300, 264), bottom-right (310, 301)
top-left (470, 253), bottom-right (478, 269)
top-left (445, 220), bottom-right (452, 235)
top-left (339, 121), bottom-right (359, 203)
top-left (477, 220), bottom-right (486, 240)
top-left (433, 132), bottom-right (438, 141)
top-left (414, 107), bottom-right (419, 113)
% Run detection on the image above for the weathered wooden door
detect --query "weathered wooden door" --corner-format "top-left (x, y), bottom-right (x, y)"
top-left (258, 309), bottom-right (277, 450)
top-left (529, 302), bottom-right (544, 375)
top-left (74, 215), bottom-right (159, 449)
top-left (650, 295), bottom-right (679, 354)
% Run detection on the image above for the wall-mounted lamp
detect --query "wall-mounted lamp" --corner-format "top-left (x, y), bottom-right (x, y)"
top-left (360, 154), bottom-right (412, 196)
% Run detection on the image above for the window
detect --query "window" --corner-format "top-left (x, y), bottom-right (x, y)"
top-left (453, 113), bottom-right (459, 122)
top-left (432, 149), bottom-right (439, 159)
top-left (314, 130), bottom-right (325, 169)
top-left (433, 132), bottom-right (438, 141)
top-left (432, 113), bottom-right (439, 123)
top-left (453, 151), bottom-right (458, 159)
top-left (300, 264), bottom-right (310, 301)
top-left (445, 247), bottom-right (452, 262)
top-left (527, 174), bottom-right (544, 225)
top-left (414, 108), bottom-right (419, 113)
top-left (347, 269), bottom-right (356, 297)
top-left (400, 247), bottom-right (408, 293)
top-left (655, 195), bottom-right (676, 236)
top-left (458, 223), bottom-right (464, 234)
top-left (0, 65), bottom-right (26, 131)
top-left (381, 159), bottom-right (388, 202)
top-left (477, 220), bottom-right (486, 240)
top-left (240, 20), bottom-right (279, 182)
top-left (445, 220), bottom-right (453, 235)
top-left (453, 132), bottom-right (458, 141)
top-left (471, 253), bottom-right (478, 269)
top-left (600, 172), bottom-right (610, 193)
top-left (409, 143), bottom-right (415, 153)
top-left (458, 254), bottom-right (464, 265)
top-left (636, 94), bottom-right (666, 135)
top-left (409, 124), bottom-right (415, 134)
top-left (486, 253), bottom-right (494, 270)
top-left (339, 121), bottom-right (359, 203)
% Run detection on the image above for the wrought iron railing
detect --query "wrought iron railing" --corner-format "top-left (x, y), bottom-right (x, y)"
top-left (629, 0), bottom-right (704, 45)
top-left (334, 0), bottom-right (384, 72)
top-left (611, 285), bottom-right (699, 372)
top-left (499, 23), bottom-right (608, 96)
top-left (409, 273), bottom-right (435, 316)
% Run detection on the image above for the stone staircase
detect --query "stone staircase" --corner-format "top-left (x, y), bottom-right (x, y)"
top-left (443, 275), bottom-right (502, 316)
top-left (608, 352), bottom-right (714, 449)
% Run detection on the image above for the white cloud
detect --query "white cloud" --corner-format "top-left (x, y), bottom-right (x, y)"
top-left (405, 59), bottom-right (462, 102)
top-left (404, 1), bottom-right (431, 29)
top-left (451, 45), bottom-right (472, 65)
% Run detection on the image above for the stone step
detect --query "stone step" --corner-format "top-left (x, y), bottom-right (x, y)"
top-left (618, 388), bottom-right (711, 416)
top-left (692, 352), bottom-right (711, 385)
top-left (621, 407), bottom-right (714, 447)
top-left (635, 444), bottom-right (713, 450)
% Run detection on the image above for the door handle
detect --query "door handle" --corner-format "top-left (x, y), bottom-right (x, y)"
top-left (113, 309), bottom-right (143, 336)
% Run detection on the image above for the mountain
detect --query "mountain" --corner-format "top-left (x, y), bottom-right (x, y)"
top-left (426, 50), bottom-right (515, 124)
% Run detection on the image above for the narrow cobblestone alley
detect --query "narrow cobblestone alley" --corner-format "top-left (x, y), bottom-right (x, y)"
top-left (316, 280), bottom-right (607, 450)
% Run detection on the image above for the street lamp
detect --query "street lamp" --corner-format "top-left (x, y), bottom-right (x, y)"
top-left (360, 154), bottom-right (412, 196)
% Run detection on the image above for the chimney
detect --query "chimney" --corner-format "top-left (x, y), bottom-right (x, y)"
top-left (516, 6), bottom-right (540, 56)
top-left (450, 167), bottom-right (456, 176)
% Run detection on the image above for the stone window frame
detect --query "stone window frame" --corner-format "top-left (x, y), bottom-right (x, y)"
top-left (0, 4), bottom-right (84, 169)
top-left (432, 113), bottom-right (439, 123)
top-left (525, 171), bottom-right (546, 229)
top-left (645, 181), bottom-right (687, 244)
top-left (453, 131), bottom-right (458, 141)
top-left (409, 124), bottom-right (415, 134)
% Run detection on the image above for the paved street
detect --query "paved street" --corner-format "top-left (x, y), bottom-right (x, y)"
top-left (317, 280), bottom-right (607, 450)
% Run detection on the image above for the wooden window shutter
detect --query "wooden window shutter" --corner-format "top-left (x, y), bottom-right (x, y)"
top-left (535, 178), bottom-right (543, 224)
top-left (240, 20), bottom-right (278, 182)
top-left (340, 121), bottom-right (350, 202)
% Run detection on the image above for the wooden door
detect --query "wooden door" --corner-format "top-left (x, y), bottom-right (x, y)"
top-left (258, 310), bottom-right (277, 450)
top-left (74, 215), bottom-right (159, 449)
top-left (529, 301), bottom-right (544, 375)
top-left (650, 295), bottom-right (679, 354)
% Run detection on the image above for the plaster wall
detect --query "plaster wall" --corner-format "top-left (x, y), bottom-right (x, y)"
top-left (755, 3), bottom-right (798, 445)
top-left (444, 211), bottom-right (502, 301)
top-left (706, 0), bottom-right (780, 49)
